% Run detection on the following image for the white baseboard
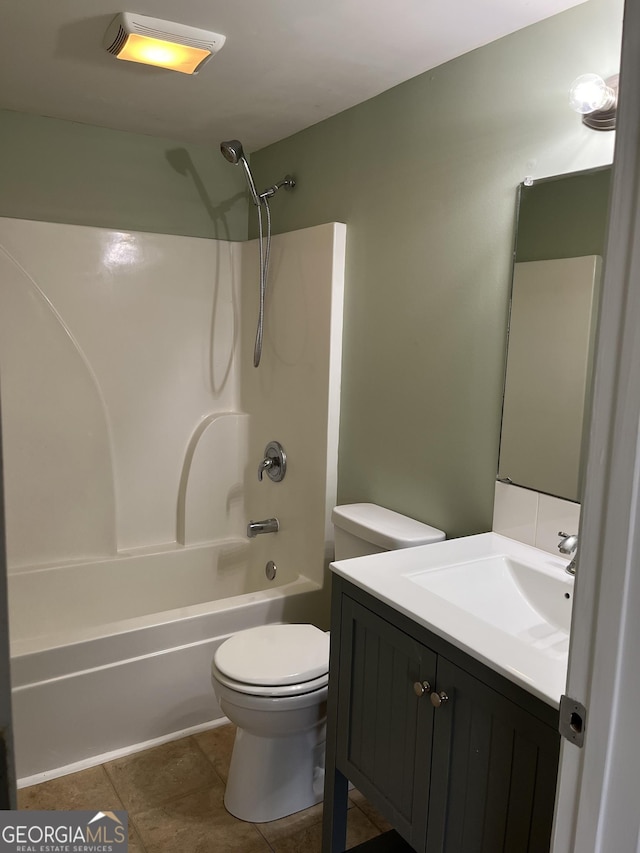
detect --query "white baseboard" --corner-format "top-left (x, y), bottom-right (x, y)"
top-left (18, 716), bottom-right (230, 789)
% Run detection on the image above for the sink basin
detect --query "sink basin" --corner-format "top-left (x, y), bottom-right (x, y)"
top-left (330, 532), bottom-right (574, 706)
top-left (406, 554), bottom-right (572, 644)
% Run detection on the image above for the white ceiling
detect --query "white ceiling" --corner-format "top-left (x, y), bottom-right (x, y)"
top-left (0, 0), bottom-right (585, 151)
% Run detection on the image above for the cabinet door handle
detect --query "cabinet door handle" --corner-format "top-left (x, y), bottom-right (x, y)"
top-left (430, 690), bottom-right (449, 708)
top-left (413, 681), bottom-right (431, 697)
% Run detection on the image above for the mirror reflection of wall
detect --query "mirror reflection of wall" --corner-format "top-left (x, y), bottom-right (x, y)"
top-left (497, 167), bottom-right (612, 503)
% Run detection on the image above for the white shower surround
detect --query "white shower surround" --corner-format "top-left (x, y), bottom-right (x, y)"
top-left (0, 218), bottom-right (346, 781)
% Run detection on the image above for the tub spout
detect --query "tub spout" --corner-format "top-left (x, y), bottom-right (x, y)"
top-left (247, 518), bottom-right (279, 538)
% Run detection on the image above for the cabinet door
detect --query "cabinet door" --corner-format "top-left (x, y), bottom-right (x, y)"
top-left (336, 597), bottom-right (436, 850)
top-left (427, 656), bottom-right (560, 853)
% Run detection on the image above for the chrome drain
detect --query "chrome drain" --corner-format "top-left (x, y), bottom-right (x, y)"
top-left (265, 560), bottom-right (277, 581)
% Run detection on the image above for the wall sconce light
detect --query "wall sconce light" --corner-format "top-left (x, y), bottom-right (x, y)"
top-left (569, 73), bottom-right (618, 131)
top-left (104, 13), bottom-right (226, 75)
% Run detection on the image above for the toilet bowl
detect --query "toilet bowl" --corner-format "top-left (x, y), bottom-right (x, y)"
top-left (211, 503), bottom-right (445, 823)
top-left (211, 623), bottom-right (329, 823)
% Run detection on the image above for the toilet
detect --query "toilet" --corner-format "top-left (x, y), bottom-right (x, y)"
top-left (210, 503), bottom-right (445, 823)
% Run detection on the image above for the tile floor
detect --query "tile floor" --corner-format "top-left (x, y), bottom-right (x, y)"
top-left (18, 724), bottom-right (392, 852)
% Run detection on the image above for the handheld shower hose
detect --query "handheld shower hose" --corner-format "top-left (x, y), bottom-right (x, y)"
top-left (220, 140), bottom-right (295, 367)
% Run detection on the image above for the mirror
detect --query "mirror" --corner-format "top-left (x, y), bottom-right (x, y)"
top-left (497, 167), bottom-right (612, 502)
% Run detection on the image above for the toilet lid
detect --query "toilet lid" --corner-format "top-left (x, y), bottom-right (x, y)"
top-left (212, 663), bottom-right (328, 697)
top-left (214, 624), bottom-right (330, 686)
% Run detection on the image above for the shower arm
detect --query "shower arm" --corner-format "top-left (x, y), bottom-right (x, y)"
top-left (258, 175), bottom-right (296, 201)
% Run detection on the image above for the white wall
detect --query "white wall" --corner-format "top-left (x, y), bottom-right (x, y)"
top-left (0, 218), bottom-right (345, 611)
top-left (239, 223), bottom-right (346, 591)
top-left (0, 219), bottom-right (241, 566)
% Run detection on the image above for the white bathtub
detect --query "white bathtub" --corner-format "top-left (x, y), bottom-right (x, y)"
top-left (9, 540), bottom-right (323, 783)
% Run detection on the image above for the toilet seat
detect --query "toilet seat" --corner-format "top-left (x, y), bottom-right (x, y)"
top-left (212, 623), bottom-right (330, 698)
top-left (212, 661), bottom-right (328, 697)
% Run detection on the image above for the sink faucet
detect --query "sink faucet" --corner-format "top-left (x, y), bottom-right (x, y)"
top-left (247, 518), bottom-right (279, 538)
top-left (558, 531), bottom-right (578, 575)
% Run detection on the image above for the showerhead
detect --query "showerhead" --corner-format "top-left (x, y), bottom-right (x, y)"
top-left (220, 139), bottom-right (244, 165)
top-left (220, 138), bottom-right (260, 206)
top-left (220, 138), bottom-right (296, 210)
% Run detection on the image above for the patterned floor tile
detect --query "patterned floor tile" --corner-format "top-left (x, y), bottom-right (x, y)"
top-left (133, 785), bottom-right (271, 853)
top-left (104, 738), bottom-right (221, 814)
top-left (265, 802), bottom-right (380, 853)
top-left (193, 724), bottom-right (236, 783)
top-left (350, 788), bottom-right (394, 833)
top-left (18, 765), bottom-right (123, 812)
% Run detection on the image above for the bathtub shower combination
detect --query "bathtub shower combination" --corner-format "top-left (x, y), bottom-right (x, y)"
top-left (0, 216), bottom-right (346, 782)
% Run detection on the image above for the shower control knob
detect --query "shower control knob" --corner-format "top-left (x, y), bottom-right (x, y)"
top-left (258, 441), bottom-right (287, 483)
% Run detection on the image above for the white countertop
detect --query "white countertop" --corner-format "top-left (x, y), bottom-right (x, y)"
top-left (331, 532), bottom-right (573, 707)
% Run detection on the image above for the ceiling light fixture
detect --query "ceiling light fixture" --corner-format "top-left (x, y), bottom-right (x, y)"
top-left (104, 13), bottom-right (226, 75)
top-left (569, 73), bottom-right (618, 131)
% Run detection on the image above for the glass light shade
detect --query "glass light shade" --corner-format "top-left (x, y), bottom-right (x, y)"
top-left (116, 33), bottom-right (210, 74)
top-left (569, 74), bottom-right (612, 115)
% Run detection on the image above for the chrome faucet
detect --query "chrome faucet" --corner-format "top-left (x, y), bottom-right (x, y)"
top-left (247, 518), bottom-right (279, 538)
top-left (558, 531), bottom-right (578, 575)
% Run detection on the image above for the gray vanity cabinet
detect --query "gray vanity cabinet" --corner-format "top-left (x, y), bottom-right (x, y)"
top-left (336, 595), bottom-right (437, 846)
top-left (427, 657), bottom-right (560, 853)
top-left (322, 577), bottom-right (560, 853)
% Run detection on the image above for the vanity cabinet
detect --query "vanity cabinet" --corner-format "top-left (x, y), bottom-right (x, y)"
top-left (322, 577), bottom-right (560, 853)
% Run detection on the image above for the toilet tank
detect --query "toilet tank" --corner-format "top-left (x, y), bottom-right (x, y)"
top-left (332, 503), bottom-right (445, 560)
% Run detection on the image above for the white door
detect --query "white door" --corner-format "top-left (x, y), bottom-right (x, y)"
top-left (552, 0), bottom-right (640, 849)
top-left (0, 396), bottom-right (16, 807)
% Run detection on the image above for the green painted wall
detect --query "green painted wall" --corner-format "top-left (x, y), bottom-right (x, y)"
top-left (251, 0), bottom-right (621, 538)
top-left (0, 110), bottom-right (248, 240)
top-left (516, 167), bottom-right (612, 262)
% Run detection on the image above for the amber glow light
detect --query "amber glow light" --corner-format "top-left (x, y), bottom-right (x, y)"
top-left (104, 13), bottom-right (225, 75)
top-left (116, 33), bottom-right (210, 74)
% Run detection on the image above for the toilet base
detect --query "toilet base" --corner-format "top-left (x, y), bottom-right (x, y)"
top-left (224, 724), bottom-right (326, 823)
